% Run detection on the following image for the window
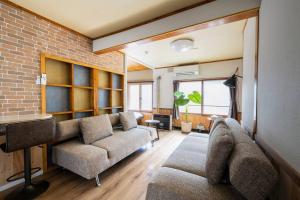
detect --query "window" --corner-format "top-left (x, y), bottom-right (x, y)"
top-left (203, 80), bottom-right (230, 115)
top-left (178, 81), bottom-right (202, 114)
top-left (178, 79), bottom-right (230, 115)
top-left (128, 82), bottom-right (153, 111)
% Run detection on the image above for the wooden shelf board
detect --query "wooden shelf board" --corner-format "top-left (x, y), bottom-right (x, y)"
top-left (48, 111), bottom-right (73, 115)
top-left (74, 85), bottom-right (93, 89)
top-left (98, 87), bottom-right (112, 90)
top-left (99, 107), bottom-right (112, 110)
top-left (47, 83), bottom-right (72, 87)
top-left (74, 109), bottom-right (94, 112)
top-left (112, 106), bottom-right (123, 109)
top-left (112, 88), bottom-right (123, 91)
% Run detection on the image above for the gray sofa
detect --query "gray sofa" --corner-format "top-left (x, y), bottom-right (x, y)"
top-left (146, 118), bottom-right (278, 200)
top-left (52, 113), bottom-right (157, 186)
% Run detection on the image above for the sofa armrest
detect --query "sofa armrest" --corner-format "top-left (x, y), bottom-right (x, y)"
top-left (146, 167), bottom-right (244, 200)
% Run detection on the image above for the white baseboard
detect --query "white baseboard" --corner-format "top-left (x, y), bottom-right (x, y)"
top-left (0, 170), bottom-right (43, 192)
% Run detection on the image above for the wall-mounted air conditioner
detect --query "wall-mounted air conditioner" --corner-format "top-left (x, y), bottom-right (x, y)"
top-left (171, 64), bottom-right (200, 77)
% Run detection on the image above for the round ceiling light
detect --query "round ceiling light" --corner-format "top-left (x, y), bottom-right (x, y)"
top-left (170, 38), bottom-right (194, 52)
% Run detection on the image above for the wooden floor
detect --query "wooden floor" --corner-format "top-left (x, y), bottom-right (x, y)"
top-left (0, 131), bottom-right (186, 200)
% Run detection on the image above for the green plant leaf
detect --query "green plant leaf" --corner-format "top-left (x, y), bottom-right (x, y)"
top-left (174, 96), bottom-right (189, 106)
top-left (174, 91), bottom-right (184, 98)
top-left (188, 91), bottom-right (202, 104)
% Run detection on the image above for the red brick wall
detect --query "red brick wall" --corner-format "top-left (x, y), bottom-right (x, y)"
top-left (0, 2), bottom-right (124, 116)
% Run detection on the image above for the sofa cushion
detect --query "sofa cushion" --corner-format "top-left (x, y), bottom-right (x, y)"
top-left (188, 132), bottom-right (209, 138)
top-left (137, 125), bottom-right (158, 140)
top-left (92, 128), bottom-right (151, 165)
top-left (52, 139), bottom-right (110, 179)
top-left (162, 135), bottom-right (209, 177)
top-left (206, 124), bottom-right (234, 184)
top-left (209, 117), bottom-right (228, 138)
top-left (108, 113), bottom-right (121, 126)
top-left (225, 118), bottom-right (251, 143)
top-left (146, 167), bottom-right (245, 200)
top-left (178, 135), bottom-right (209, 154)
top-left (119, 112), bottom-right (137, 131)
top-left (163, 149), bottom-right (206, 177)
top-left (79, 115), bottom-right (113, 144)
top-left (227, 120), bottom-right (278, 200)
top-left (55, 119), bottom-right (80, 142)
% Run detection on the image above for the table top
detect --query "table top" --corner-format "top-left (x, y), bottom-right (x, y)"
top-left (145, 119), bottom-right (160, 124)
top-left (0, 113), bottom-right (52, 125)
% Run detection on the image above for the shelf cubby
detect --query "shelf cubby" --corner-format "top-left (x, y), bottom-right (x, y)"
top-left (98, 109), bottom-right (111, 115)
top-left (46, 86), bottom-right (71, 112)
top-left (53, 114), bottom-right (73, 122)
top-left (74, 111), bottom-right (93, 119)
top-left (112, 91), bottom-right (123, 107)
top-left (98, 71), bottom-right (111, 89)
top-left (73, 65), bottom-right (92, 87)
top-left (74, 88), bottom-right (93, 111)
top-left (112, 108), bottom-right (123, 114)
top-left (98, 89), bottom-right (110, 108)
top-left (46, 59), bottom-right (71, 85)
top-left (112, 74), bottom-right (123, 89)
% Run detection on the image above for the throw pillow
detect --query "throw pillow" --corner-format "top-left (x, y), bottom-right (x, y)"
top-left (206, 124), bottom-right (234, 184)
top-left (119, 112), bottom-right (137, 131)
top-left (209, 117), bottom-right (228, 138)
top-left (79, 115), bottom-right (113, 144)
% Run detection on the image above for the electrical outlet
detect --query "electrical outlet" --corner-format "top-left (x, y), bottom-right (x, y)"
top-left (41, 74), bottom-right (47, 85)
top-left (36, 76), bottom-right (41, 85)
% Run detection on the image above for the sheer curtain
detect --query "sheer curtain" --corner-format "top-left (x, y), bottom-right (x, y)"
top-left (172, 81), bottom-right (179, 119)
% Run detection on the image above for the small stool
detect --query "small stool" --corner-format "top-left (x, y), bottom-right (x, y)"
top-left (145, 119), bottom-right (160, 141)
top-left (0, 117), bottom-right (55, 200)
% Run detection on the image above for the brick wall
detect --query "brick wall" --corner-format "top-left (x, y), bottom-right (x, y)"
top-left (0, 2), bottom-right (124, 116)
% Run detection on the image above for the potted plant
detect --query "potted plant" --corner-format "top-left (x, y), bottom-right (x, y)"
top-left (174, 91), bottom-right (202, 133)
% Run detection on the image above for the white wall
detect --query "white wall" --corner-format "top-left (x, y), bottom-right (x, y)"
top-left (257, 0), bottom-right (300, 172)
top-left (152, 59), bottom-right (243, 109)
top-left (127, 70), bottom-right (153, 82)
top-left (242, 17), bottom-right (257, 135)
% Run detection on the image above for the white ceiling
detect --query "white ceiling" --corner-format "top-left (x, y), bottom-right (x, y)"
top-left (122, 20), bottom-right (246, 68)
top-left (9, 0), bottom-right (207, 38)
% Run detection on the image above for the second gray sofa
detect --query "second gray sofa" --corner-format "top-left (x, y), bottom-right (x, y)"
top-left (52, 113), bottom-right (157, 186)
top-left (146, 118), bottom-right (278, 200)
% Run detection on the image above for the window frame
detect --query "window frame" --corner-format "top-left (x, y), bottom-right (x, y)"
top-left (128, 81), bottom-right (154, 112)
top-left (178, 77), bottom-right (230, 116)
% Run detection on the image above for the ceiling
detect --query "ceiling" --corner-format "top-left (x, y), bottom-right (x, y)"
top-left (9, 0), bottom-right (208, 38)
top-left (127, 57), bottom-right (151, 72)
top-left (122, 20), bottom-right (246, 69)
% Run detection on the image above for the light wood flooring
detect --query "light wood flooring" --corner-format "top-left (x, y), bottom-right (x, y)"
top-left (0, 131), bottom-right (186, 200)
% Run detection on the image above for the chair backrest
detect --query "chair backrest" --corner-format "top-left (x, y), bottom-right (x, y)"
top-left (3, 118), bottom-right (55, 152)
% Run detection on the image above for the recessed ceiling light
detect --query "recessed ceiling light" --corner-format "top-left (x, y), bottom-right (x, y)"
top-left (170, 38), bottom-right (194, 52)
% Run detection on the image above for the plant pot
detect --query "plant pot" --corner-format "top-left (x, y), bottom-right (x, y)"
top-left (181, 122), bottom-right (192, 133)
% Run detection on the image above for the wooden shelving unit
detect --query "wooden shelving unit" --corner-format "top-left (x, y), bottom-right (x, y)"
top-left (41, 54), bottom-right (124, 122)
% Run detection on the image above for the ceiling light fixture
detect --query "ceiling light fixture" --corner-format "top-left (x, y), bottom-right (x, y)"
top-left (170, 38), bottom-right (194, 52)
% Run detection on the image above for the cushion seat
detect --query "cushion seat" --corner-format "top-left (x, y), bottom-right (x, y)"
top-left (163, 150), bottom-right (206, 177)
top-left (137, 125), bottom-right (158, 140)
top-left (162, 135), bottom-right (207, 177)
top-left (178, 135), bottom-right (209, 154)
top-left (188, 132), bottom-right (209, 138)
top-left (52, 139), bottom-right (110, 179)
top-left (92, 128), bottom-right (152, 165)
top-left (146, 167), bottom-right (245, 200)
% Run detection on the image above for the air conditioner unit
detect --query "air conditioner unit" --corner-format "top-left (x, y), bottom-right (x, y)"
top-left (173, 64), bottom-right (200, 77)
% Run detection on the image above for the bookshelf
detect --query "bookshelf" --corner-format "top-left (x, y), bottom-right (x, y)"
top-left (41, 54), bottom-right (124, 122)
